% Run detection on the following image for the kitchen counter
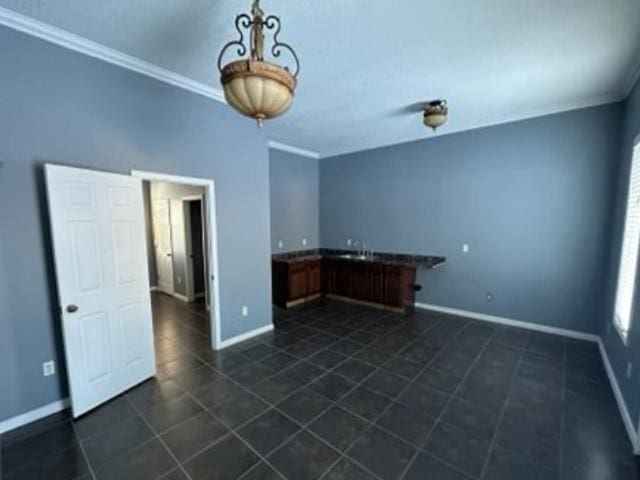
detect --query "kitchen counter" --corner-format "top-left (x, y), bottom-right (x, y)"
top-left (272, 248), bottom-right (446, 269)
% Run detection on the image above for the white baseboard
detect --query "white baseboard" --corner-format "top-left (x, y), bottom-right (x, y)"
top-left (172, 292), bottom-right (189, 302)
top-left (598, 339), bottom-right (639, 453)
top-left (218, 324), bottom-right (274, 349)
top-left (415, 302), bottom-right (599, 342)
top-left (0, 398), bottom-right (70, 435)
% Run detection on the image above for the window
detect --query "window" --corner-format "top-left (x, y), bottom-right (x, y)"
top-left (615, 139), bottom-right (640, 341)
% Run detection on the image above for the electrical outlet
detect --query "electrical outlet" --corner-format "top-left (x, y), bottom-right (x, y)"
top-left (278, 240), bottom-right (284, 249)
top-left (302, 238), bottom-right (307, 246)
top-left (627, 362), bottom-right (633, 379)
top-left (177, 276), bottom-right (182, 285)
top-left (347, 238), bottom-right (352, 246)
top-left (486, 292), bottom-right (494, 302)
top-left (462, 244), bottom-right (469, 253)
top-left (242, 306), bottom-right (248, 317)
top-left (43, 361), bottom-right (56, 377)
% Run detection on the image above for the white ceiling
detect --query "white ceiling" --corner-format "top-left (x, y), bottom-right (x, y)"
top-left (1, 0), bottom-right (639, 158)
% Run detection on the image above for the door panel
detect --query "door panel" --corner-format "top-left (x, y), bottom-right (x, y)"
top-left (70, 222), bottom-right (102, 293)
top-left (46, 164), bottom-right (155, 417)
top-left (80, 311), bottom-right (112, 383)
top-left (151, 199), bottom-right (174, 294)
top-left (119, 302), bottom-right (145, 366)
top-left (112, 222), bottom-right (137, 285)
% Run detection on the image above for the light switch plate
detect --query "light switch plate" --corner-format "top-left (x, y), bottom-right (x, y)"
top-left (302, 238), bottom-right (307, 246)
top-left (278, 241), bottom-right (284, 249)
top-left (242, 306), bottom-right (248, 317)
top-left (43, 361), bottom-right (56, 377)
top-left (462, 244), bottom-right (469, 253)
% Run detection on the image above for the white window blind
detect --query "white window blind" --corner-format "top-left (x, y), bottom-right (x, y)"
top-left (615, 140), bottom-right (640, 340)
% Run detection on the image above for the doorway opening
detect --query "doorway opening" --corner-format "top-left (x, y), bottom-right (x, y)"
top-left (134, 171), bottom-right (222, 351)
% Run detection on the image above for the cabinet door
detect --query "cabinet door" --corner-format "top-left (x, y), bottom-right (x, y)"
top-left (289, 263), bottom-right (308, 300)
top-left (384, 266), bottom-right (404, 307)
top-left (351, 262), bottom-right (371, 301)
top-left (370, 263), bottom-right (386, 304)
top-left (333, 260), bottom-right (351, 297)
top-left (307, 261), bottom-right (321, 295)
top-left (321, 258), bottom-right (334, 293)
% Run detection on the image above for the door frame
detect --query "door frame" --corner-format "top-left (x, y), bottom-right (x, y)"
top-left (182, 195), bottom-right (205, 303)
top-left (132, 170), bottom-right (222, 349)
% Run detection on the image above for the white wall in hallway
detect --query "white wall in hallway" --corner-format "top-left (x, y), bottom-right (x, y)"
top-left (150, 181), bottom-right (205, 298)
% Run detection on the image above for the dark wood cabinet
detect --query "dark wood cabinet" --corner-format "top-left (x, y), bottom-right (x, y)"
top-left (307, 260), bottom-right (321, 295)
top-left (273, 257), bottom-right (417, 311)
top-left (384, 265), bottom-right (404, 308)
top-left (333, 260), bottom-right (352, 297)
top-left (288, 262), bottom-right (308, 300)
top-left (350, 262), bottom-right (371, 301)
top-left (370, 263), bottom-right (386, 304)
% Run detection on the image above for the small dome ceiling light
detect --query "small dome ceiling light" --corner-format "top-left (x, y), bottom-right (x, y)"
top-left (218, 0), bottom-right (300, 127)
top-left (423, 99), bottom-right (448, 131)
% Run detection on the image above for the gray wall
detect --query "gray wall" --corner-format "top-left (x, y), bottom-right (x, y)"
top-left (269, 149), bottom-right (319, 253)
top-left (601, 78), bottom-right (640, 423)
top-left (0, 26), bottom-right (273, 422)
top-left (320, 103), bottom-right (623, 334)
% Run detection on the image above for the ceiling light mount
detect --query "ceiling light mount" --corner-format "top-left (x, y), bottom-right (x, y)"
top-left (218, 0), bottom-right (300, 126)
top-left (423, 99), bottom-right (448, 131)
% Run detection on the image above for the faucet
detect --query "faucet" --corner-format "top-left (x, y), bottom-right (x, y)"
top-left (353, 239), bottom-right (370, 258)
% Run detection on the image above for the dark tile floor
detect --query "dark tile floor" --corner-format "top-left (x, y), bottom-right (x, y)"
top-left (2, 293), bottom-right (639, 480)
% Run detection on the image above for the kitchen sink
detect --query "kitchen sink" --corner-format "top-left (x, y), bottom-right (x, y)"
top-left (339, 254), bottom-right (371, 261)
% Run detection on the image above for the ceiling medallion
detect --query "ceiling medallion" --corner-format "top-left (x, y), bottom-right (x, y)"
top-left (218, 0), bottom-right (300, 127)
top-left (423, 99), bottom-right (448, 131)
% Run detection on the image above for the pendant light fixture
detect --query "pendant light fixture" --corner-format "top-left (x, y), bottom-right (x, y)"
top-left (217, 0), bottom-right (300, 126)
top-left (423, 99), bottom-right (448, 131)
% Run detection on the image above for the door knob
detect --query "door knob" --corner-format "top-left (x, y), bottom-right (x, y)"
top-left (66, 304), bottom-right (79, 313)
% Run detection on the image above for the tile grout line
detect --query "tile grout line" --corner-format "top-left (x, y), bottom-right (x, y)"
top-left (124, 394), bottom-right (196, 480)
top-left (476, 342), bottom-right (527, 479)
top-left (3, 301), bottom-right (599, 480)
top-left (146, 303), bottom-right (551, 479)
top-left (70, 420), bottom-right (99, 480)
top-left (393, 324), bottom-right (498, 480)
top-left (326, 317), bottom-right (461, 478)
top-left (181, 388), bottom-right (291, 479)
top-left (280, 310), bottom-right (491, 479)
top-left (127, 310), bottom-right (467, 479)
top-left (201, 312), bottom-right (436, 480)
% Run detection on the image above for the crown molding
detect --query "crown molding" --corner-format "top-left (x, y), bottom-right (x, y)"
top-left (268, 141), bottom-right (320, 159)
top-left (0, 7), bottom-right (322, 159)
top-left (322, 92), bottom-right (624, 159)
top-left (0, 6), bottom-right (226, 103)
top-left (0, 6), bottom-right (628, 159)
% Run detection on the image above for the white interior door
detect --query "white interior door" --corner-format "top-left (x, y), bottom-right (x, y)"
top-left (45, 164), bottom-right (156, 417)
top-left (151, 199), bottom-right (174, 294)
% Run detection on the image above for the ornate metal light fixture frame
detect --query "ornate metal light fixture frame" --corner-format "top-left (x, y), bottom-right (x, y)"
top-left (423, 99), bottom-right (448, 131)
top-left (218, 0), bottom-right (300, 126)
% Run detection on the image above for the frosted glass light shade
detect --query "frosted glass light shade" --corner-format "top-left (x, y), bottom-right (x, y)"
top-left (221, 60), bottom-right (296, 123)
top-left (423, 113), bottom-right (447, 130)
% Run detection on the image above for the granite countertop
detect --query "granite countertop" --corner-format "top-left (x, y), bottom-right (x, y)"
top-left (272, 248), bottom-right (446, 269)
